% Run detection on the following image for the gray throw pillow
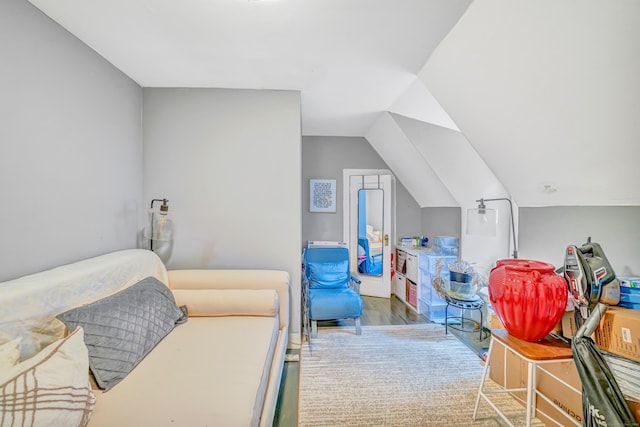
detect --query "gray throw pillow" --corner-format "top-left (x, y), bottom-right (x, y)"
top-left (57, 276), bottom-right (187, 391)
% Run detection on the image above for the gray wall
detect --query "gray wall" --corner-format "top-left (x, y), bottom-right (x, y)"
top-left (0, 0), bottom-right (143, 282)
top-left (302, 136), bottom-right (422, 246)
top-left (143, 88), bottom-right (302, 344)
top-left (519, 206), bottom-right (640, 276)
top-left (421, 207), bottom-right (461, 242)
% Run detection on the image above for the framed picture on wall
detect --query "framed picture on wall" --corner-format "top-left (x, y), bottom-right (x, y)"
top-left (310, 179), bottom-right (336, 213)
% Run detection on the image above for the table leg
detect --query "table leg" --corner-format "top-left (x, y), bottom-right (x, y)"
top-left (473, 337), bottom-right (494, 420)
top-left (526, 361), bottom-right (534, 427)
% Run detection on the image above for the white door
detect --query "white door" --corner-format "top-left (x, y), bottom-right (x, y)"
top-left (343, 170), bottom-right (395, 298)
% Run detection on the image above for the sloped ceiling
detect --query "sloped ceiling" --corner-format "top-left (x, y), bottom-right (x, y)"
top-left (365, 112), bottom-right (458, 207)
top-left (26, 0), bottom-right (472, 137)
top-left (390, 113), bottom-right (507, 206)
top-left (420, 0), bottom-right (640, 207)
top-left (23, 0), bottom-right (640, 208)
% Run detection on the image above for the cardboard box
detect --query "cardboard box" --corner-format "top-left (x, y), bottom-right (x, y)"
top-left (627, 399), bottom-right (640, 425)
top-left (535, 361), bottom-right (583, 425)
top-left (487, 337), bottom-right (583, 426)
top-left (595, 307), bottom-right (640, 363)
top-left (488, 341), bottom-right (527, 402)
top-left (488, 308), bottom-right (505, 330)
top-left (550, 317), bottom-right (563, 336)
top-left (561, 310), bottom-right (598, 340)
top-left (561, 310), bottom-right (579, 339)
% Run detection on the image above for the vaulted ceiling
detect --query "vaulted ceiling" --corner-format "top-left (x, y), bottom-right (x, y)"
top-left (27, 0), bottom-right (640, 208)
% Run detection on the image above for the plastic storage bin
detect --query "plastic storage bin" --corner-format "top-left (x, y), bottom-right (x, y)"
top-left (419, 299), bottom-right (461, 323)
top-left (433, 236), bottom-right (459, 256)
top-left (418, 254), bottom-right (457, 275)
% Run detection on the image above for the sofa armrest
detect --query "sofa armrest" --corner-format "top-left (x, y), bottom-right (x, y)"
top-left (167, 269), bottom-right (290, 330)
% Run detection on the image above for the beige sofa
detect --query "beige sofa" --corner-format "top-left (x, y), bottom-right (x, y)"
top-left (0, 249), bottom-right (289, 427)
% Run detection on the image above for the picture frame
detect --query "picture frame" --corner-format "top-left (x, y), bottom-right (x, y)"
top-left (310, 179), bottom-right (336, 213)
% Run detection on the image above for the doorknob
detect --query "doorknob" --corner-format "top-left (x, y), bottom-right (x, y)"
top-left (384, 234), bottom-right (389, 246)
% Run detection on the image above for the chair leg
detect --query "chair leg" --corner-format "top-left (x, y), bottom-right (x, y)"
top-left (311, 320), bottom-right (318, 338)
top-left (355, 317), bottom-right (361, 335)
top-left (445, 302), bottom-right (449, 335)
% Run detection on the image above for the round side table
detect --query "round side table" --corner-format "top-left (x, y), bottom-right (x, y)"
top-left (444, 294), bottom-right (485, 340)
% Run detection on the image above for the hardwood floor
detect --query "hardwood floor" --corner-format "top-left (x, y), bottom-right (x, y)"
top-left (272, 295), bottom-right (491, 427)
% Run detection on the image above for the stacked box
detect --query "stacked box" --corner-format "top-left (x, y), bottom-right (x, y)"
top-left (432, 236), bottom-right (459, 256)
top-left (595, 307), bottom-right (640, 363)
top-left (487, 337), bottom-right (583, 426)
top-left (418, 254), bottom-right (457, 323)
top-left (620, 277), bottom-right (640, 288)
top-left (619, 277), bottom-right (640, 310)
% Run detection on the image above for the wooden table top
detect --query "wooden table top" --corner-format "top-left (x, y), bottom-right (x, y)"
top-left (491, 329), bottom-right (574, 361)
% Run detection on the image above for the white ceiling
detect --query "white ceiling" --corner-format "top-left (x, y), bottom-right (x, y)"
top-left (26, 0), bottom-right (640, 207)
top-left (27, 0), bottom-right (471, 136)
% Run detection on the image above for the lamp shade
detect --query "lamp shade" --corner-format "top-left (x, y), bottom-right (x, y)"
top-left (466, 207), bottom-right (497, 236)
top-left (144, 207), bottom-right (174, 241)
top-left (144, 197), bottom-right (175, 244)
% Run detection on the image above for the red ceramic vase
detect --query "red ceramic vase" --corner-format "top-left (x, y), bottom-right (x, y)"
top-left (489, 259), bottom-right (568, 342)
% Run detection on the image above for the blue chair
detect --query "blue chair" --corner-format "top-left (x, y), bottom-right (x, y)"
top-left (302, 246), bottom-right (363, 339)
top-left (357, 238), bottom-right (383, 276)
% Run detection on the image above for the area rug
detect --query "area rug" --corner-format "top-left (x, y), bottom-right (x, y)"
top-left (298, 324), bottom-right (544, 426)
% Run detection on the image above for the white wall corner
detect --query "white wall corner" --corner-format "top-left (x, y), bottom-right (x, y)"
top-left (364, 112), bottom-right (457, 208)
top-left (388, 79), bottom-right (460, 132)
top-left (389, 112), bottom-right (515, 268)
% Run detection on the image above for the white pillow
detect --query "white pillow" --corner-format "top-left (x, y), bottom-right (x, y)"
top-left (0, 338), bottom-right (21, 371)
top-left (367, 230), bottom-right (381, 243)
top-left (0, 327), bottom-right (95, 427)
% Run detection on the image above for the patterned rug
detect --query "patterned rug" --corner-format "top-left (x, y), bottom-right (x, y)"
top-left (298, 324), bottom-right (544, 426)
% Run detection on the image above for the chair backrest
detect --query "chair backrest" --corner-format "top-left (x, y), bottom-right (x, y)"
top-left (304, 246), bottom-right (350, 289)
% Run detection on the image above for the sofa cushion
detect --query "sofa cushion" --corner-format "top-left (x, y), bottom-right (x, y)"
top-left (172, 288), bottom-right (278, 317)
top-left (57, 276), bottom-right (187, 391)
top-left (0, 326), bottom-right (95, 427)
top-left (88, 316), bottom-right (280, 427)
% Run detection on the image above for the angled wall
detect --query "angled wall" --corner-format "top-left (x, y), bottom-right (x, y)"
top-left (390, 113), bottom-right (513, 268)
top-left (0, 0), bottom-right (143, 281)
top-left (420, 0), bottom-right (640, 207)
